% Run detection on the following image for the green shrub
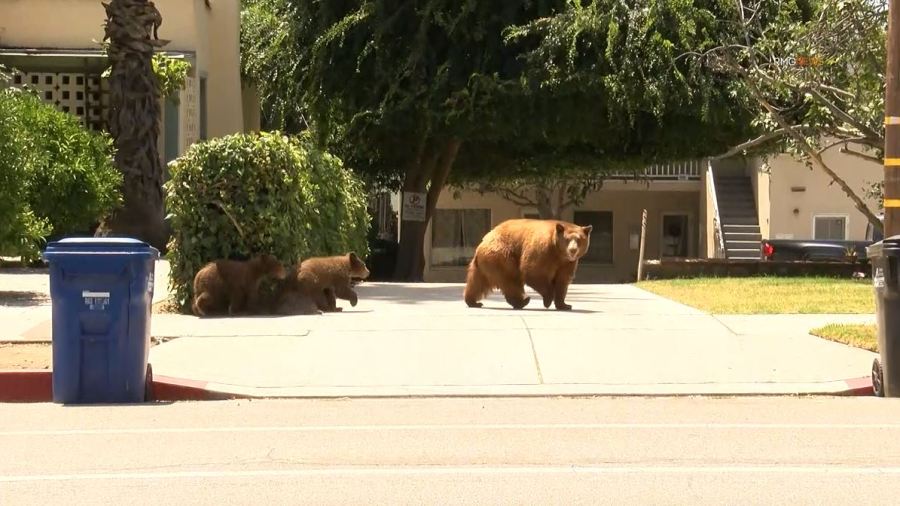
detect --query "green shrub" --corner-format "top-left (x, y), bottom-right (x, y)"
top-left (15, 91), bottom-right (122, 239)
top-left (0, 90), bottom-right (50, 258)
top-left (165, 131), bottom-right (370, 311)
top-left (0, 88), bottom-right (121, 260)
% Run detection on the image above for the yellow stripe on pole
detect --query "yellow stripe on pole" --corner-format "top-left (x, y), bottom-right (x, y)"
top-left (887, 116), bottom-right (900, 125)
top-left (885, 199), bottom-right (900, 208)
top-left (886, 158), bottom-right (900, 166)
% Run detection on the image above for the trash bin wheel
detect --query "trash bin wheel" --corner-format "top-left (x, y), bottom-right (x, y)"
top-left (144, 363), bottom-right (154, 402)
top-left (872, 358), bottom-right (885, 398)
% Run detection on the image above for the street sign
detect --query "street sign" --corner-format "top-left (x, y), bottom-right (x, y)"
top-left (402, 191), bottom-right (427, 222)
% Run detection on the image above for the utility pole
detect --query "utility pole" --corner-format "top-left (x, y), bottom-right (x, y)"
top-left (886, 0), bottom-right (900, 236)
top-left (875, 0), bottom-right (900, 397)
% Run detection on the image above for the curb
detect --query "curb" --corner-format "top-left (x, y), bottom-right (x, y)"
top-left (0, 370), bottom-right (235, 403)
top-left (0, 370), bottom-right (52, 402)
top-left (151, 375), bottom-right (234, 402)
top-left (0, 370), bottom-right (876, 403)
top-left (836, 376), bottom-right (876, 397)
top-left (189, 377), bottom-right (878, 399)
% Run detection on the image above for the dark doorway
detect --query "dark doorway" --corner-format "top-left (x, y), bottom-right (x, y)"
top-left (661, 214), bottom-right (689, 258)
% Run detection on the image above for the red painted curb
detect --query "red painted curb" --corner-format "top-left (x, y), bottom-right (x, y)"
top-left (840, 376), bottom-right (875, 396)
top-left (0, 370), bottom-right (51, 402)
top-left (0, 370), bottom-right (230, 403)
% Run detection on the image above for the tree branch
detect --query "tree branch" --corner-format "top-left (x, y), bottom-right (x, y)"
top-left (713, 128), bottom-right (789, 159)
top-left (424, 138), bottom-right (462, 222)
top-left (413, 143), bottom-right (440, 190)
top-left (496, 188), bottom-right (537, 207)
top-left (815, 83), bottom-right (855, 99)
top-left (840, 146), bottom-right (882, 164)
top-left (806, 87), bottom-right (883, 145)
top-left (816, 137), bottom-right (868, 155)
top-left (211, 200), bottom-right (245, 239)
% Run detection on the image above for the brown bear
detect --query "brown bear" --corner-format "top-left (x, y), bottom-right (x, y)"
top-left (287, 252), bottom-right (371, 312)
top-left (191, 254), bottom-right (288, 317)
top-left (463, 219), bottom-right (592, 310)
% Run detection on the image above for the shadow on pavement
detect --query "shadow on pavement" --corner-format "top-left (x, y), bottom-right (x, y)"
top-left (478, 306), bottom-right (599, 314)
top-left (356, 282), bottom-right (651, 307)
top-left (0, 290), bottom-right (50, 307)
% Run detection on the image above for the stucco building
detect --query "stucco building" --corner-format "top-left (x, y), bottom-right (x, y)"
top-left (418, 146), bottom-right (882, 283)
top-left (0, 0), bottom-right (258, 163)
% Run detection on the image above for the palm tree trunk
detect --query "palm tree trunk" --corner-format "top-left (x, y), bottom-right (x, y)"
top-left (98, 0), bottom-right (170, 251)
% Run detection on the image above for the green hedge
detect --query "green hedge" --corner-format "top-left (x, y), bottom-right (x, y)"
top-left (0, 87), bottom-right (121, 260)
top-left (165, 131), bottom-right (370, 311)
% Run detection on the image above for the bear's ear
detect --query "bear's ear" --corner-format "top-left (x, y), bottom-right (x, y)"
top-left (555, 223), bottom-right (565, 235)
top-left (582, 225), bottom-right (593, 235)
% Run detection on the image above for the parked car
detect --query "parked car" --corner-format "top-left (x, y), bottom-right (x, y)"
top-left (761, 215), bottom-right (883, 263)
top-left (760, 238), bottom-right (871, 262)
top-left (866, 216), bottom-right (884, 243)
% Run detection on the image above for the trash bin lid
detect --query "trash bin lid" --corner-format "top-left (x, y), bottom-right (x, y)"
top-left (43, 237), bottom-right (159, 256)
top-left (866, 234), bottom-right (900, 258)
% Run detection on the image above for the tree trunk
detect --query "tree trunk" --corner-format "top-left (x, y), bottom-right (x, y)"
top-left (393, 138), bottom-right (462, 281)
top-left (536, 187), bottom-right (555, 219)
top-left (535, 183), bottom-right (569, 219)
top-left (98, 0), bottom-right (170, 251)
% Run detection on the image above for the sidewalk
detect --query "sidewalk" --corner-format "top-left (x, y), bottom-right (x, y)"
top-left (1, 263), bottom-right (878, 397)
top-left (0, 260), bottom-right (170, 342)
top-left (147, 282), bottom-right (877, 397)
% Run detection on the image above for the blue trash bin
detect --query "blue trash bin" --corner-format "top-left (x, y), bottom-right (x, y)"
top-left (42, 237), bottom-right (159, 404)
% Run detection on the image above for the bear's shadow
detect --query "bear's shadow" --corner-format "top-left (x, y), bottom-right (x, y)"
top-left (193, 308), bottom-right (375, 319)
top-left (477, 306), bottom-right (599, 314)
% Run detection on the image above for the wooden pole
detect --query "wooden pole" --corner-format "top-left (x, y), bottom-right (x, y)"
top-left (886, 0), bottom-right (900, 236)
top-left (636, 209), bottom-right (648, 281)
top-left (879, 0), bottom-right (900, 398)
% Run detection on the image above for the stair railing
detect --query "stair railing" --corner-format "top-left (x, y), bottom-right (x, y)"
top-left (706, 160), bottom-right (727, 259)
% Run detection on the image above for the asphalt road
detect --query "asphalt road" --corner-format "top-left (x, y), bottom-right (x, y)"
top-left (3, 396), bottom-right (900, 505)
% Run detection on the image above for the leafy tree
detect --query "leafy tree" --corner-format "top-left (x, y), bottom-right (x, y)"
top-left (242, 0), bottom-right (755, 280)
top-left (686, 0), bottom-right (885, 231)
top-left (449, 154), bottom-right (646, 220)
top-left (98, 0), bottom-right (170, 250)
top-left (453, 171), bottom-right (611, 221)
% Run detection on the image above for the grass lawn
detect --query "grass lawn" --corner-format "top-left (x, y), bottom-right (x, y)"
top-left (810, 324), bottom-right (878, 352)
top-left (636, 277), bottom-right (874, 314)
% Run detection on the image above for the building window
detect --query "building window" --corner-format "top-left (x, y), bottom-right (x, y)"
top-left (573, 210), bottom-right (613, 264)
top-left (661, 214), bottom-right (690, 258)
top-left (814, 215), bottom-right (847, 240)
top-left (431, 209), bottom-right (491, 266)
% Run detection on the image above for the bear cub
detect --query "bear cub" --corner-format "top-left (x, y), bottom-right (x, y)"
top-left (191, 254), bottom-right (287, 317)
top-left (286, 252), bottom-right (370, 312)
